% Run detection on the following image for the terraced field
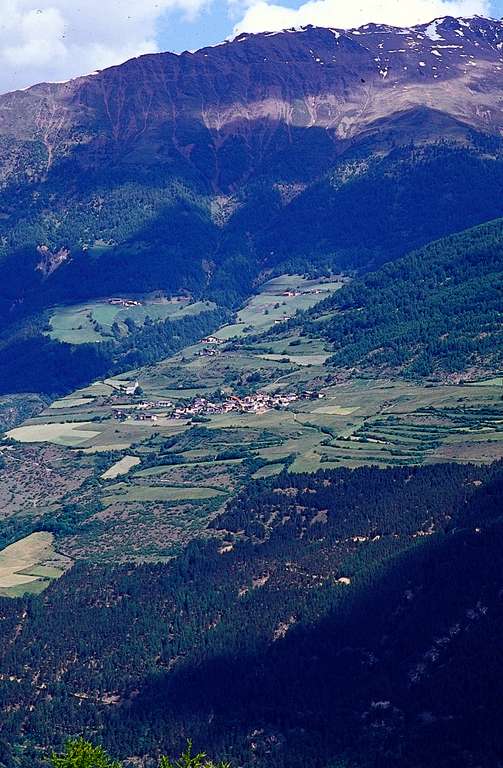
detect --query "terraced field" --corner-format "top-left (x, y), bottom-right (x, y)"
top-left (2, 275), bottom-right (502, 569)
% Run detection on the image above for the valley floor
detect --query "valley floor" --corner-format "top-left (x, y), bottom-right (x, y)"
top-left (0, 274), bottom-right (502, 583)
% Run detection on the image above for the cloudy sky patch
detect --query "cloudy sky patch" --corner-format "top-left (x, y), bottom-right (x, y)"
top-left (234, 0), bottom-right (490, 36)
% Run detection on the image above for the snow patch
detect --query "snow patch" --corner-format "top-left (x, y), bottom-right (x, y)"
top-left (425, 21), bottom-right (443, 41)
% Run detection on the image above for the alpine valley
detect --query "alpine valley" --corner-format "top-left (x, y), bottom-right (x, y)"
top-left (0, 14), bottom-right (502, 768)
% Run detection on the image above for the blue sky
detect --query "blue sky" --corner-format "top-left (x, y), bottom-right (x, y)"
top-left (0, 0), bottom-right (501, 94)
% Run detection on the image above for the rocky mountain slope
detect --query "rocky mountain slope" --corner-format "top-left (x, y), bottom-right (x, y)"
top-left (2, 15), bottom-right (503, 188)
top-left (2, 16), bottom-right (503, 332)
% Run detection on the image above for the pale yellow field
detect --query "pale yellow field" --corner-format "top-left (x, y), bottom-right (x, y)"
top-left (101, 455), bottom-right (141, 479)
top-left (7, 422), bottom-right (101, 446)
top-left (312, 405), bottom-right (359, 415)
top-left (467, 377), bottom-right (503, 387)
top-left (259, 353), bottom-right (330, 367)
top-left (0, 532), bottom-right (56, 588)
top-left (82, 443), bottom-right (133, 453)
top-left (50, 397), bottom-right (95, 409)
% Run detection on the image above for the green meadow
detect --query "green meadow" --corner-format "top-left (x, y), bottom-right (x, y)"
top-left (4, 274), bottom-right (502, 565)
top-left (47, 297), bottom-right (215, 344)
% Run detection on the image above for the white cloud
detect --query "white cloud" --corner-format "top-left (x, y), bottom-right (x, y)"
top-left (233, 0), bottom-right (491, 36)
top-left (0, 0), bottom-right (209, 94)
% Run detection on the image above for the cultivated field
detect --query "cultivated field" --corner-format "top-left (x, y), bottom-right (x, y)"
top-left (3, 274), bottom-right (502, 567)
top-left (0, 532), bottom-right (71, 597)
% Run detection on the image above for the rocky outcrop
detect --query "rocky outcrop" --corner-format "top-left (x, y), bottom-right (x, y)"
top-left (36, 246), bottom-right (70, 277)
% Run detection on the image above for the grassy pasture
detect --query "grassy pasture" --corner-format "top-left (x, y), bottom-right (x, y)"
top-left (214, 275), bottom-right (344, 339)
top-left (9, 333), bottom-right (503, 479)
top-left (47, 298), bottom-right (215, 344)
top-left (5, 273), bottom-right (502, 564)
top-left (102, 485), bottom-right (227, 506)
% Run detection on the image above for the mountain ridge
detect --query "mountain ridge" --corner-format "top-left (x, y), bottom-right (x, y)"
top-left (1, 15), bottom-right (503, 347)
top-left (3, 14), bottom-right (503, 190)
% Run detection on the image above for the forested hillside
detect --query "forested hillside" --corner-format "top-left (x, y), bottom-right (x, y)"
top-left (284, 218), bottom-right (503, 377)
top-left (0, 307), bottom-right (227, 395)
top-left (261, 140), bottom-right (503, 272)
top-left (3, 152), bottom-right (503, 395)
top-left (0, 461), bottom-right (501, 768)
top-left (2, 141), bottom-right (503, 332)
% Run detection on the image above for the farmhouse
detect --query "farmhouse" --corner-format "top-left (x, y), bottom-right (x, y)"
top-left (123, 381), bottom-right (140, 396)
top-left (109, 298), bottom-right (142, 307)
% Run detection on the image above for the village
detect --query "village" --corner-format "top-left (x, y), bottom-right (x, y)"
top-left (172, 391), bottom-right (302, 419)
top-left (111, 388), bottom-right (324, 422)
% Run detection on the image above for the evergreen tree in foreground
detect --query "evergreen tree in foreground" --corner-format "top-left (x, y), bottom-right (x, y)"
top-left (50, 739), bottom-right (231, 768)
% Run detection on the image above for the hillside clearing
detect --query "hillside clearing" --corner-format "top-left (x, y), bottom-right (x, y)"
top-left (101, 456), bottom-right (141, 479)
top-left (0, 532), bottom-right (70, 596)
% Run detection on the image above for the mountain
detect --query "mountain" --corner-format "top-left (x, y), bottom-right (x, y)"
top-left (1, 18), bottom-right (503, 768)
top-left (2, 17), bottom-right (503, 324)
top-left (3, 15), bottom-right (503, 184)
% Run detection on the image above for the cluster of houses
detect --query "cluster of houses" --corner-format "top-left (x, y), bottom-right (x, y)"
top-left (197, 348), bottom-right (222, 358)
top-left (172, 392), bottom-right (297, 419)
top-left (195, 335), bottom-right (226, 357)
top-left (281, 287), bottom-right (326, 298)
top-left (110, 382), bottom-right (326, 423)
top-left (172, 390), bottom-right (323, 420)
top-left (109, 298), bottom-right (142, 307)
top-left (113, 399), bottom-right (173, 422)
top-left (116, 381), bottom-right (141, 396)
